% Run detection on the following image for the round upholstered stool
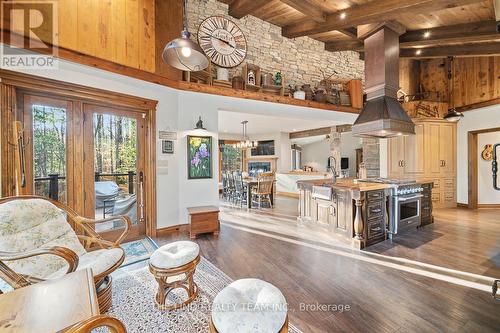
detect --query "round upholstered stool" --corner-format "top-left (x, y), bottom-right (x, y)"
top-left (148, 241), bottom-right (200, 310)
top-left (209, 278), bottom-right (288, 333)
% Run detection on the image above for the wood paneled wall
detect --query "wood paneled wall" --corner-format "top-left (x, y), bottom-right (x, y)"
top-left (400, 56), bottom-right (500, 109)
top-left (58, 0), bottom-right (155, 72)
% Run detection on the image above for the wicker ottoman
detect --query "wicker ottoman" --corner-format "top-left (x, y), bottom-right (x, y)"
top-left (209, 278), bottom-right (288, 333)
top-left (148, 241), bottom-right (200, 310)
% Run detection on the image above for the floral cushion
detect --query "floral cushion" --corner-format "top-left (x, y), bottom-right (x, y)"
top-left (0, 199), bottom-right (86, 279)
top-left (47, 248), bottom-right (124, 279)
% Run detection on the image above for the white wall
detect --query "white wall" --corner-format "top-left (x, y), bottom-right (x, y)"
top-left (340, 132), bottom-right (363, 177)
top-left (301, 139), bottom-right (330, 171)
top-left (300, 133), bottom-right (361, 175)
top-left (457, 104), bottom-right (500, 204)
top-left (477, 131), bottom-right (500, 204)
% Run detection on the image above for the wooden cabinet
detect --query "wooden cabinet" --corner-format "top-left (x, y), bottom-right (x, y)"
top-left (363, 190), bottom-right (387, 246)
top-left (388, 123), bottom-right (426, 177)
top-left (387, 119), bottom-right (456, 208)
top-left (187, 206), bottom-right (220, 239)
top-left (334, 189), bottom-right (352, 239)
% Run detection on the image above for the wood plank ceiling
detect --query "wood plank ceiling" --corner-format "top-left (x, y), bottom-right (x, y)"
top-left (219, 0), bottom-right (500, 58)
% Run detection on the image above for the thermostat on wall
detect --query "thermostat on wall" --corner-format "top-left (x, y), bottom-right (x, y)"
top-left (162, 140), bottom-right (174, 154)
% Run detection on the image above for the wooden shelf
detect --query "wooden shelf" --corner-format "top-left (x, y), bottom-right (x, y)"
top-left (177, 81), bottom-right (361, 114)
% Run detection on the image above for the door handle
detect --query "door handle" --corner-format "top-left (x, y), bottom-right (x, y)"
top-left (139, 171), bottom-right (144, 222)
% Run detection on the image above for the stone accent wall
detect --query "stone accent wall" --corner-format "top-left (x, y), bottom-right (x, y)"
top-left (187, 0), bottom-right (364, 89)
top-left (362, 138), bottom-right (380, 178)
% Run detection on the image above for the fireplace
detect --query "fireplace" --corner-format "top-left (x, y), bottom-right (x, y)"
top-left (248, 161), bottom-right (271, 176)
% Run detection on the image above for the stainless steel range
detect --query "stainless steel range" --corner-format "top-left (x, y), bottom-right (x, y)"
top-left (359, 178), bottom-right (424, 239)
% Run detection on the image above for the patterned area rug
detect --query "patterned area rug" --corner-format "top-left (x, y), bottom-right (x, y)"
top-left (121, 237), bottom-right (158, 267)
top-left (106, 257), bottom-right (303, 333)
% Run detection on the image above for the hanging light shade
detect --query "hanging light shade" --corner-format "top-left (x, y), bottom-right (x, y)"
top-left (443, 108), bottom-right (464, 122)
top-left (232, 121), bottom-right (258, 149)
top-left (162, 0), bottom-right (208, 71)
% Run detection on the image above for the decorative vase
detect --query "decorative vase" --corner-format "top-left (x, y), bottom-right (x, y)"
top-left (293, 90), bottom-right (306, 100)
top-left (314, 90), bottom-right (327, 103)
top-left (302, 84), bottom-right (313, 100)
top-left (217, 67), bottom-right (229, 81)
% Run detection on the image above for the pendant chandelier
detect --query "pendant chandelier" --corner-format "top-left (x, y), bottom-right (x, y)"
top-left (444, 56), bottom-right (464, 122)
top-left (233, 121), bottom-right (258, 149)
top-left (162, 0), bottom-right (209, 72)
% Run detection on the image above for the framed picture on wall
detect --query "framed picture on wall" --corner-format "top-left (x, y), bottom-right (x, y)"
top-left (187, 135), bottom-right (212, 179)
top-left (162, 140), bottom-right (174, 154)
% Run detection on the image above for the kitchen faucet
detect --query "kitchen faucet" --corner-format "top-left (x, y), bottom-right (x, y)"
top-left (328, 156), bottom-right (338, 184)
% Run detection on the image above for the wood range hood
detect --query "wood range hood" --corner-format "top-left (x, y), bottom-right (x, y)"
top-left (352, 25), bottom-right (415, 138)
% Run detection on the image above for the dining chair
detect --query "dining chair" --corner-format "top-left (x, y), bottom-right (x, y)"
top-left (226, 172), bottom-right (236, 203)
top-left (233, 171), bottom-right (247, 207)
top-left (221, 172), bottom-right (229, 200)
top-left (251, 172), bottom-right (275, 209)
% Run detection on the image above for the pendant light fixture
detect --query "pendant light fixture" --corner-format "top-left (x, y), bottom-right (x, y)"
top-left (162, 0), bottom-right (209, 72)
top-left (233, 121), bottom-right (258, 149)
top-left (444, 56), bottom-right (464, 122)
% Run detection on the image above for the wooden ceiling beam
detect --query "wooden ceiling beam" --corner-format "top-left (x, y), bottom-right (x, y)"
top-left (279, 0), bottom-right (326, 23)
top-left (325, 40), bottom-right (364, 52)
top-left (337, 28), bottom-right (358, 39)
top-left (228, 0), bottom-right (269, 18)
top-left (282, 0), bottom-right (483, 38)
top-left (400, 20), bottom-right (500, 48)
top-left (400, 42), bottom-right (500, 58)
top-left (289, 127), bottom-right (332, 139)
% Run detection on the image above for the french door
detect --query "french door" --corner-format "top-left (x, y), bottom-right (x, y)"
top-left (83, 104), bottom-right (147, 240)
top-left (19, 93), bottom-right (148, 241)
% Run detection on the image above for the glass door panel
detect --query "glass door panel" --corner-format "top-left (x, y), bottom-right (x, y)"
top-left (23, 95), bottom-right (73, 205)
top-left (84, 104), bottom-right (146, 240)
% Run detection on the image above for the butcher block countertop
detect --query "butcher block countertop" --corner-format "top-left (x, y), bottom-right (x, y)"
top-left (296, 178), bottom-right (393, 192)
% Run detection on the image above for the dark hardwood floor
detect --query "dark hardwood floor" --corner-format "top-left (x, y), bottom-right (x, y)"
top-left (151, 198), bottom-right (500, 333)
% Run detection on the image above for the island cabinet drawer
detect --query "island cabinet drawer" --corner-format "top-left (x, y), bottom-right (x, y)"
top-left (367, 219), bottom-right (385, 241)
top-left (367, 190), bottom-right (385, 202)
top-left (367, 202), bottom-right (384, 220)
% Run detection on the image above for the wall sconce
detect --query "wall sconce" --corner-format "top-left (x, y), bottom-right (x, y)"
top-left (194, 116), bottom-right (206, 130)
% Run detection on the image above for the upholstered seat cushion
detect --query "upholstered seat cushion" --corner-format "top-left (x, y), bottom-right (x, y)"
top-left (212, 278), bottom-right (287, 333)
top-left (0, 199), bottom-right (86, 279)
top-left (149, 241), bottom-right (199, 269)
top-left (48, 247), bottom-right (124, 279)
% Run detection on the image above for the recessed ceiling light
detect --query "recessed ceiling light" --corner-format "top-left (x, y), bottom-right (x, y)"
top-left (423, 31), bottom-right (431, 38)
top-left (340, 12), bottom-right (346, 19)
top-left (415, 49), bottom-right (422, 55)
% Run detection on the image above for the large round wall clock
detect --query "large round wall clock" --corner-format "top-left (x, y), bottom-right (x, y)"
top-left (198, 16), bottom-right (247, 68)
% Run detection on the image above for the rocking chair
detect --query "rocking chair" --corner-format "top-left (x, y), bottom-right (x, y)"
top-left (0, 195), bottom-right (131, 312)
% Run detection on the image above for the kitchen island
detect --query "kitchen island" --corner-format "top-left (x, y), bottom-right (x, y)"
top-left (297, 178), bottom-right (434, 249)
top-left (297, 178), bottom-right (392, 249)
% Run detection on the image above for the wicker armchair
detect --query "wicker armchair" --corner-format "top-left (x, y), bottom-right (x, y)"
top-left (64, 315), bottom-right (127, 333)
top-left (0, 195), bottom-right (131, 312)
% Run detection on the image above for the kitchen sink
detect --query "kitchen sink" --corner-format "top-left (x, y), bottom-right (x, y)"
top-left (312, 186), bottom-right (333, 201)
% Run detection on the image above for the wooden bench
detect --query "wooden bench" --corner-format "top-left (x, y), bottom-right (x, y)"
top-left (187, 206), bottom-right (220, 239)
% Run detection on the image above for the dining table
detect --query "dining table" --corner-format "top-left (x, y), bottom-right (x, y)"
top-left (242, 177), bottom-right (275, 209)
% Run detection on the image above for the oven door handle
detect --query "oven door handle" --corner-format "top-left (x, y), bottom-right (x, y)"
top-left (397, 194), bottom-right (423, 202)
